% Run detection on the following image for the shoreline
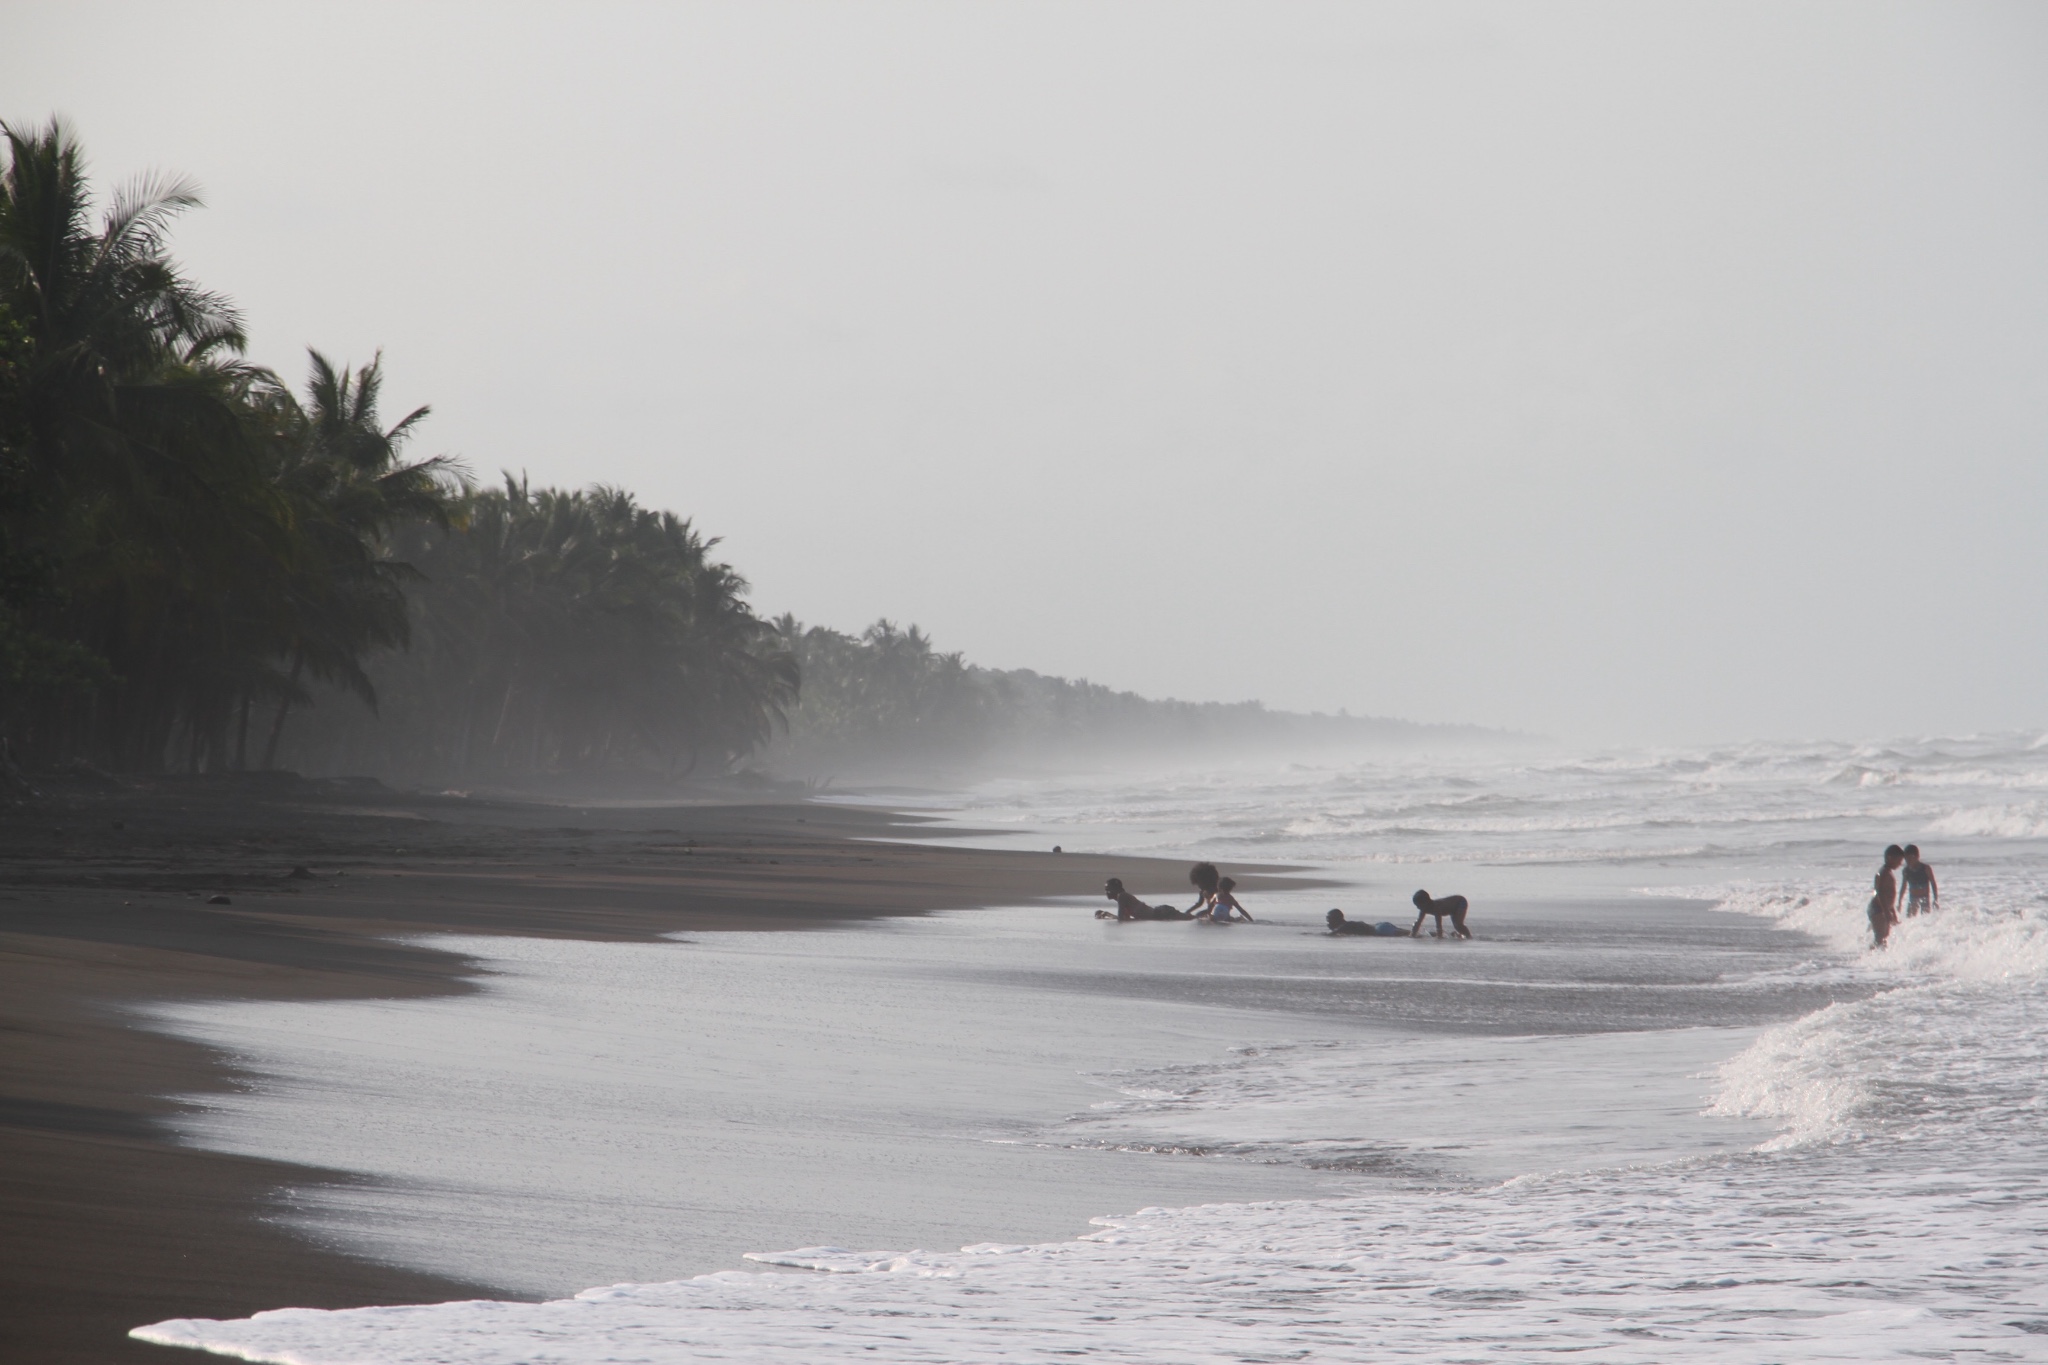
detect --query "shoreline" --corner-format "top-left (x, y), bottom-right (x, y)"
top-left (0, 772), bottom-right (1322, 1363)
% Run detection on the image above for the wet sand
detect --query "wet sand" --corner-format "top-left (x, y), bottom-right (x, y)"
top-left (0, 773), bottom-right (1284, 1363)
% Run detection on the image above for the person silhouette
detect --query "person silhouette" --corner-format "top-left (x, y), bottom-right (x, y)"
top-left (1409, 890), bottom-right (1471, 939)
top-left (1901, 844), bottom-right (1938, 917)
top-left (1098, 877), bottom-right (1188, 921)
top-left (1326, 909), bottom-right (1400, 936)
top-left (1201, 876), bottom-right (1253, 924)
top-left (1868, 845), bottom-right (1904, 947)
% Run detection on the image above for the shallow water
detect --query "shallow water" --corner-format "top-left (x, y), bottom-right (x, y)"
top-left (142, 920), bottom-right (1372, 1294)
top-left (136, 733), bottom-right (2048, 1361)
top-left (139, 892), bottom-right (1797, 1295)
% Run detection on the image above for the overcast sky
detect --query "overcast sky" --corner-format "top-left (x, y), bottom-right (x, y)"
top-left (7, 2), bottom-right (2046, 741)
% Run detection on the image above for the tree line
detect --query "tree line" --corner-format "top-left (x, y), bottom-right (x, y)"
top-left (2, 119), bottom-right (1463, 789)
top-left (270, 479), bottom-right (796, 781)
top-left (764, 618), bottom-right (1462, 780)
top-left (0, 119), bottom-right (795, 779)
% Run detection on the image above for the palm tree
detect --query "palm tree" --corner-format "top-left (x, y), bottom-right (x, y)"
top-left (0, 120), bottom-right (458, 773)
top-left (254, 350), bottom-right (457, 768)
top-left (0, 116), bottom-right (277, 768)
top-left (768, 616), bottom-right (992, 770)
top-left (267, 480), bottom-right (801, 784)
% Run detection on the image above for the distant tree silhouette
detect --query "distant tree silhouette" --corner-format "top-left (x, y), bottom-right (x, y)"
top-left (272, 480), bottom-right (799, 781)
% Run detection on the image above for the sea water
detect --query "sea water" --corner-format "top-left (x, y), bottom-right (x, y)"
top-left (134, 734), bottom-right (2048, 1361)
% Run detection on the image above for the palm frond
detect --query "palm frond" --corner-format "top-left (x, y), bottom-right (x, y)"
top-left (96, 170), bottom-right (204, 266)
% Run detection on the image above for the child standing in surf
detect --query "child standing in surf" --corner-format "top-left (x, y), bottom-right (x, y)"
top-left (1868, 844), bottom-right (1903, 947)
top-left (1902, 844), bottom-right (1938, 916)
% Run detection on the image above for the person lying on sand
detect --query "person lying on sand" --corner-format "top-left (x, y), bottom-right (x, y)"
top-left (1186, 862), bottom-right (1221, 916)
top-left (1097, 877), bottom-right (1189, 921)
top-left (1410, 890), bottom-right (1472, 939)
top-left (1326, 909), bottom-right (1402, 936)
top-left (1199, 876), bottom-right (1254, 924)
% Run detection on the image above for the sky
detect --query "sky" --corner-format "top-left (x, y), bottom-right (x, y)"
top-left (6, 1), bottom-right (2047, 742)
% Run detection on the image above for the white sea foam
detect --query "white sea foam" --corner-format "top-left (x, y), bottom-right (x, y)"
top-left (1928, 802), bottom-right (2048, 838)
top-left (1059, 1025), bottom-right (1772, 1180)
top-left (135, 1147), bottom-right (2048, 1363)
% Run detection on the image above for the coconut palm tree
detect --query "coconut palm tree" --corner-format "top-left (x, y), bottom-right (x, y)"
top-left (4, 120), bottom-right (799, 781)
top-left (269, 480), bottom-right (800, 783)
top-left (0, 116), bottom-right (278, 768)
top-left (0, 120), bottom-right (459, 772)
top-left (253, 350), bottom-right (457, 768)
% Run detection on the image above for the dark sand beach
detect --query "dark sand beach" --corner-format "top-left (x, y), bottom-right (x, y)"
top-left (0, 774), bottom-right (1275, 1363)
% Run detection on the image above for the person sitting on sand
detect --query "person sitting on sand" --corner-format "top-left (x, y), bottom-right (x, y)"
top-left (1901, 844), bottom-right (1938, 917)
top-left (1187, 862), bottom-right (1222, 917)
top-left (1410, 889), bottom-right (1472, 939)
top-left (1098, 877), bottom-right (1186, 921)
top-left (1200, 876), bottom-right (1254, 924)
top-left (1868, 845), bottom-right (1903, 947)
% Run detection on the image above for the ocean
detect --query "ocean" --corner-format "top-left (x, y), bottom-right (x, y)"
top-left (134, 733), bottom-right (2048, 1361)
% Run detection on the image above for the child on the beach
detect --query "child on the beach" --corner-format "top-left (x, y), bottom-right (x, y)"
top-left (1326, 909), bottom-right (1401, 936)
top-left (1201, 876), bottom-right (1253, 923)
top-left (1098, 878), bottom-right (1185, 921)
top-left (1901, 845), bottom-right (1938, 916)
top-left (1410, 890), bottom-right (1472, 939)
top-left (1868, 844), bottom-right (1903, 947)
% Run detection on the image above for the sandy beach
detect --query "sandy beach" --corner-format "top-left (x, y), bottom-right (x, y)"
top-left (0, 773), bottom-right (1259, 1363)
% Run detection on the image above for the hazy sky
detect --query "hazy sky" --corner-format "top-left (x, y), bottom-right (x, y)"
top-left (7, 2), bottom-right (2046, 741)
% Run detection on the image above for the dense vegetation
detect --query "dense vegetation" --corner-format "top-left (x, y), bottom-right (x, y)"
top-left (272, 480), bottom-right (796, 781)
top-left (0, 119), bottom-right (794, 778)
top-left (279, 610), bottom-right (1462, 786)
top-left (763, 619), bottom-right (1452, 780)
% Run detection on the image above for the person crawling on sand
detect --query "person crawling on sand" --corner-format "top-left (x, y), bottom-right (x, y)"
top-left (1186, 862), bottom-right (1222, 917)
top-left (1200, 877), bottom-right (1254, 924)
top-left (1901, 844), bottom-right (1938, 917)
top-left (1326, 909), bottom-right (1400, 936)
top-left (1868, 844), bottom-right (1903, 947)
top-left (1097, 877), bottom-right (1187, 921)
top-left (1410, 890), bottom-right (1472, 939)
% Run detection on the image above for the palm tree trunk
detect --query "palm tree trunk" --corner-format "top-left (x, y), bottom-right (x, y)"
top-left (490, 672), bottom-right (518, 751)
top-left (234, 693), bottom-right (252, 770)
top-left (261, 651), bottom-right (305, 770)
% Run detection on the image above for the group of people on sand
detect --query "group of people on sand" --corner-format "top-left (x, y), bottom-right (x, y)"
top-left (1103, 842), bottom-right (1943, 950)
top-left (1867, 843), bottom-right (1939, 947)
top-left (1100, 863), bottom-right (1473, 938)
top-left (1098, 862), bottom-right (1253, 923)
